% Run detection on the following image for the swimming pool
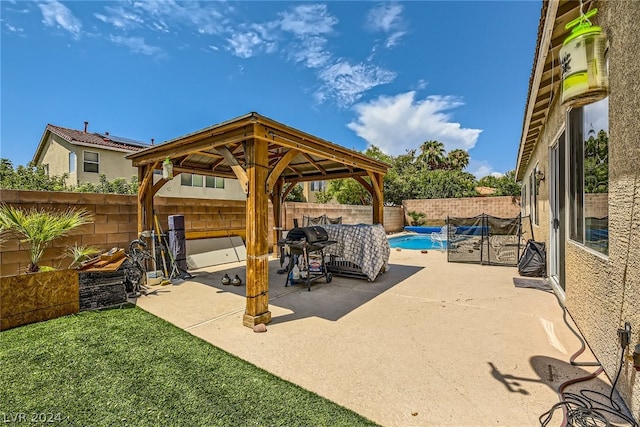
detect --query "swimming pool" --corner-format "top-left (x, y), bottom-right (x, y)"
top-left (388, 234), bottom-right (445, 250)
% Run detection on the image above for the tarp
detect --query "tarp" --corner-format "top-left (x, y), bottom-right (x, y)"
top-left (517, 240), bottom-right (547, 277)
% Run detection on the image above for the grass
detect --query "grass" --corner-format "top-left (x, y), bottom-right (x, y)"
top-left (0, 306), bottom-right (377, 426)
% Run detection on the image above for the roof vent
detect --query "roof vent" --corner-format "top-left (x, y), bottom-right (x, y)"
top-left (105, 131), bottom-right (109, 136)
top-left (83, 121), bottom-right (88, 133)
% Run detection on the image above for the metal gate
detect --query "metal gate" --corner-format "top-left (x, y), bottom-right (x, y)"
top-left (447, 215), bottom-right (526, 266)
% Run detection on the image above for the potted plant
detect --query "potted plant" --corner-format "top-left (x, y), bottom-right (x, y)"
top-left (0, 204), bottom-right (93, 272)
top-left (0, 204), bottom-right (94, 330)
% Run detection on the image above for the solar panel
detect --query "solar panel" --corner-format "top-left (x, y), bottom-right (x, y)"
top-left (97, 133), bottom-right (150, 148)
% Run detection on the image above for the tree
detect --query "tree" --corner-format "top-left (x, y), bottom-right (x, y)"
top-left (584, 129), bottom-right (608, 194)
top-left (494, 170), bottom-right (521, 196)
top-left (417, 140), bottom-right (446, 170)
top-left (74, 174), bottom-right (138, 194)
top-left (326, 178), bottom-right (371, 205)
top-left (0, 159), bottom-right (68, 191)
top-left (446, 149), bottom-right (470, 171)
top-left (478, 175), bottom-right (500, 188)
top-left (415, 170), bottom-right (478, 199)
top-left (478, 170), bottom-right (521, 196)
top-left (284, 183), bottom-right (306, 202)
top-left (0, 204), bottom-right (93, 272)
top-left (314, 190), bottom-right (333, 204)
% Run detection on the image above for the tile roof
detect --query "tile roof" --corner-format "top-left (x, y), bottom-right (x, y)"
top-left (47, 124), bottom-right (149, 152)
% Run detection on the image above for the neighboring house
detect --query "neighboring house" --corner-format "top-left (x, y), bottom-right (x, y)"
top-left (516, 0), bottom-right (639, 416)
top-left (303, 180), bottom-right (329, 203)
top-left (32, 122), bottom-right (245, 200)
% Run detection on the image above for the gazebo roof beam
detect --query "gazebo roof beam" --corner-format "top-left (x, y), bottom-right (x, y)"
top-left (283, 169), bottom-right (368, 183)
top-left (129, 129), bottom-right (251, 166)
top-left (256, 132), bottom-right (387, 174)
top-left (302, 152), bottom-right (326, 175)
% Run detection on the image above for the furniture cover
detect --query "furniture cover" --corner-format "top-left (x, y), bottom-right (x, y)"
top-left (322, 224), bottom-right (390, 281)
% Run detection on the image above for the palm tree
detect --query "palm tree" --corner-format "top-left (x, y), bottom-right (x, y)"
top-left (417, 140), bottom-right (446, 170)
top-left (0, 204), bottom-right (93, 272)
top-left (446, 149), bottom-right (470, 171)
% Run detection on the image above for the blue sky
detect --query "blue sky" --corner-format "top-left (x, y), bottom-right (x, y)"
top-left (1, 0), bottom-right (541, 178)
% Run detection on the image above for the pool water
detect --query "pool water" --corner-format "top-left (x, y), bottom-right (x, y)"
top-left (388, 234), bottom-right (446, 250)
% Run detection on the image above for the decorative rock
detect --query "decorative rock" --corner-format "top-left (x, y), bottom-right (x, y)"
top-left (253, 323), bottom-right (267, 333)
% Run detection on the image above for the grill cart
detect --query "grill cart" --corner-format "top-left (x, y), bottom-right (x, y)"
top-left (280, 226), bottom-right (336, 291)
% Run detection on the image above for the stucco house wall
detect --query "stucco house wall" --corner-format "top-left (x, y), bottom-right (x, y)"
top-left (38, 134), bottom-right (77, 182)
top-left (75, 147), bottom-right (138, 185)
top-left (156, 176), bottom-right (246, 201)
top-left (522, 1), bottom-right (640, 416)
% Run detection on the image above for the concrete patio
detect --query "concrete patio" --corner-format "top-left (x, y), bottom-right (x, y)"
top-left (136, 249), bottom-right (624, 426)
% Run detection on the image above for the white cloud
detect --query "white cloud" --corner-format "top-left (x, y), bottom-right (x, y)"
top-left (366, 3), bottom-right (406, 48)
top-left (94, 6), bottom-right (144, 30)
top-left (318, 61), bottom-right (396, 107)
top-left (279, 4), bottom-right (337, 37)
top-left (289, 36), bottom-right (331, 68)
top-left (5, 23), bottom-right (24, 33)
top-left (109, 35), bottom-right (163, 56)
top-left (348, 91), bottom-right (482, 156)
top-left (132, 0), bottom-right (226, 35)
top-left (39, 1), bottom-right (81, 38)
top-left (226, 31), bottom-right (273, 59)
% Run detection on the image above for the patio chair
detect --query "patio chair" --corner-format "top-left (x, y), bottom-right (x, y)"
top-left (431, 225), bottom-right (456, 250)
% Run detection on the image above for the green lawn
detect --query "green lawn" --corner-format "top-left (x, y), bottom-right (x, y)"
top-left (0, 306), bottom-right (377, 426)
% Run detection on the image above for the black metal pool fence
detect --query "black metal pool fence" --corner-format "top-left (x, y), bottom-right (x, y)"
top-left (446, 214), bottom-right (529, 266)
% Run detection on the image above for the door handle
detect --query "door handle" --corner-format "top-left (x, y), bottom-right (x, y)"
top-left (553, 218), bottom-right (560, 229)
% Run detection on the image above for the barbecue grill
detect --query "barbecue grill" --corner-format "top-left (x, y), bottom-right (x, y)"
top-left (279, 226), bottom-right (336, 291)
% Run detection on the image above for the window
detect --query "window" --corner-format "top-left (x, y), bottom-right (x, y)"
top-left (180, 173), bottom-right (204, 187)
top-left (530, 165), bottom-right (539, 226)
top-left (69, 152), bottom-right (76, 173)
top-left (83, 151), bottom-right (99, 173)
top-left (521, 181), bottom-right (528, 217)
top-left (205, 176), bottom-right (225, 189)
top-left (310, 181), bottom-right (327, 192)
top-left (568, 97), bottom-right (609, 255)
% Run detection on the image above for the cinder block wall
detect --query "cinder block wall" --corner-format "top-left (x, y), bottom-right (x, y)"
top-left (0, 191), bottom-right (404, 276)
top-left (0, 190), bottom-right (250, 277)
top-left (282, 202), bottom-right (405, 233)
top-left (0, 190), bottom-right (139, 277)
top-left (402, 196), bottom-right (521, 224)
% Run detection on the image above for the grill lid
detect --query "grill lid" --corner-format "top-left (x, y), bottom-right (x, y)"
top-left (286, 226), bottom-right (329, 243)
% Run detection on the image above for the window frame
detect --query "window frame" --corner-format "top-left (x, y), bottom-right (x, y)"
top-left (69, 152), bottom-right (76, 173)
top-left (205, 176), bottom-right (225, 189)
top-left (567, 97), bottom-right (609, 256)
top-left (83, 150), bottom-right (99, 174)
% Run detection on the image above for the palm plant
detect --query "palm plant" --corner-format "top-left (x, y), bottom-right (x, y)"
top-left (418, 140), bottom-right (446, 170)
top-left (0, 204), bottom-right (93, 273)
top-left (67, 243), bottom-right (102, 269)
top-left (446, 149), bottom-right (470, 171)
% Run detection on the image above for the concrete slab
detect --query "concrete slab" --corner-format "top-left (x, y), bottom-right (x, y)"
top-left (136, 249), bottom-right (627, 426)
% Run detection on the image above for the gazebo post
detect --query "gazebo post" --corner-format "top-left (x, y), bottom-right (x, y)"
top-left (369, 171), bottom-right (385, 226)
top-left (271, 179), bottom-right (283, 255)
top-left (243, 137), bottom-right (272, 328)
top-left (137, 163), bottom-right (156, 235)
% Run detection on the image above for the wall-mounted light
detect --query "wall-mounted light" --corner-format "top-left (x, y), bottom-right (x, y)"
top-left (535, 170), bottom-right (545, 182)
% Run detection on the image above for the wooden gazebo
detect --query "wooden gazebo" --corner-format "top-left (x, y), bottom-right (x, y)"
top-left (126, 112), bottom-right (390, 328)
